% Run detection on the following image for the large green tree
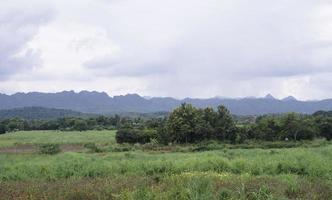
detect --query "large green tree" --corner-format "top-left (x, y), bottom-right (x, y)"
top-left (214, 105), bottom-right (236, 141)
top-left (254, 117), bottom-right (280, 141)
top-left (166, 103), bottom-right (198, 143)
top-left (73, 119), bottom-right (88, 131)
top-left (165, 104), bottom-right (236, 143)
top-left (279, 113), bottom-right (317, 140)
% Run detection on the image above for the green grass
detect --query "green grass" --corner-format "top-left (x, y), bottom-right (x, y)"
top-left (0, 130), bottom-right (116, 147)
top-left (0, 131), bottom-right (331, 199)
top-left (1, 145), bottom-right (332, 181)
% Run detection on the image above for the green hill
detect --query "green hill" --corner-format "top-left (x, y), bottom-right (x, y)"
top-left (0, 107), bottom-right (91, 120)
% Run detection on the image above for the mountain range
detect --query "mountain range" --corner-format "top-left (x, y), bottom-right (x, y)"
top-left (0, 91), bottom-right (331, 115)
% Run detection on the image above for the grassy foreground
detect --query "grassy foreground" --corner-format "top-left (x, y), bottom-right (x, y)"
top-left (0, 131), bottom-right (331, 199)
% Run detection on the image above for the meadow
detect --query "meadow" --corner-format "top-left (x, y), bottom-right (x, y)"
top-left (0, 130), bottom-right (117, 148)
top-left (0, 130), bottom-right (332, 199)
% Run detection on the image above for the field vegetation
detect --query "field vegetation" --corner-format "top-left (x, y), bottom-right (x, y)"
top-left (0, 104), bottom-right (332, 199)
top-left (0, 129), bottom-right (331, 199)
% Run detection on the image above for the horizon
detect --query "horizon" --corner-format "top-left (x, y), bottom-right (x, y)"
top-left (1, 1), bottom-right (332, 100)
top-left (0, 90), bottom-right (330, 101)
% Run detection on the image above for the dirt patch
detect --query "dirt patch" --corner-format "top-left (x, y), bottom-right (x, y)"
top-left (61, 144), bottom-right (85, 152)
top-left (0, 144), bottom-right (85, 154)
top-left (0, 144), bottom-right (36, 153)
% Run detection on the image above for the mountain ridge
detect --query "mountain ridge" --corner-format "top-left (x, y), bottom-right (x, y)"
top-left (0, 91), bottom-right (331, 115)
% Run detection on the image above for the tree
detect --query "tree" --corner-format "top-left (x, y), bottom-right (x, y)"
top-left (0, 123), bottom-right (6, 134)
top-left (201, 107), bottom-right (218, 139)
top-left (166, 103), bottom-right (203, 143)
top-left (214, 105), bottom-right (236, 141)
top-left (254, 117), bottom-right (280, 141)
top-left (280, 113), bottom-right (301, 140)
top-left (317, 117), bottom-right (332, 141)
top-left (73, 119), bottom-right (88, 131)
top-left (297, 118), bottom-right (317, 140)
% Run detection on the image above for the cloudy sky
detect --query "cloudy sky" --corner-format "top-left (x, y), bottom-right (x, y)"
top-left (0, 0), bottom-right (332, 100)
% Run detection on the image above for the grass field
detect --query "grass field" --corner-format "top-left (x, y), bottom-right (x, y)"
top-left (0, 130), bottom-right (116, 148)
top-left (0, 130), bottom-right (332, 199)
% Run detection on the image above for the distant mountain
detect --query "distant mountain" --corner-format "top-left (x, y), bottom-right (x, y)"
top-left (264, 94), bottom-right (276, 100)
top-left (0, 107), bottom-right (90, 120)
top-left (282, 96), bottom-right (297, 102)
top-left (0, 91), bottom-right (332, 115)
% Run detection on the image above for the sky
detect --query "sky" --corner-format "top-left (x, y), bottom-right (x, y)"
top-left (0, 0), bottom-right (332, 100)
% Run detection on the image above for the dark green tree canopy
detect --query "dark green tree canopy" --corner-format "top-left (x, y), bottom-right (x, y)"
top-left (165, 103), bottom-right (236, 144)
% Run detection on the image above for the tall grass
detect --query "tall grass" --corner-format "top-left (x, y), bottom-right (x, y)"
top-left (1, 145), bottom-right (331, 181)
top-left (0, 174), bottom-right (331, 200)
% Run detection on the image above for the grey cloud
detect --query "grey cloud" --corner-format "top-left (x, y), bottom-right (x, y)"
top-left (1, 0), bottom-right (332, 99)
top-left (0, 1), bottom-right (55, 80)
top-left (83, 0), bottom-right (332, 81)
top-left (84, 55), bottom-right (174, 77)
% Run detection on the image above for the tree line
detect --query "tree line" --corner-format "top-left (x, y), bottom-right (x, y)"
top-left (0, 115), bottom-right (129, 133)
top-left (0, 114), bottom-right (164, 134)
top-left (116, 104), bottom-right (332, 144)
top-left (1, 104), bottom-right (331, 144)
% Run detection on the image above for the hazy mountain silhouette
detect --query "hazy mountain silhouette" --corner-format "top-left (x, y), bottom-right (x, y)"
top-left (282, 96), bottom-right (297, 102)
top-left (0, 91), bottom-right (331, 115)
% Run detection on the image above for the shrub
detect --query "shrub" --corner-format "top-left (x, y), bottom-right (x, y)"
top-left (84, 143), bottom-right (102, 153)
top-left (0, 124), bottom-right (6, 134)
top-left (218, 189), bottom-right (232, 200)
top-left (39, 144), bottom-right (61, 155)
top-left (116, 129), bottom-right (157, 144)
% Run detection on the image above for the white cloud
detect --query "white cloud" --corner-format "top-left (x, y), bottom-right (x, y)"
top-left (0, 0), bottom-right (332, 100)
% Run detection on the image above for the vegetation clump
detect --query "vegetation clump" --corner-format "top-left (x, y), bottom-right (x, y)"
top-left (113, 104), bottom-right (332, 145)
top-left (0, 123), bottom-right (6, 134)
top-left (84, 142), bottom-right (103, 153)
top-left (116, 129), bottom-right (157, 144)
top-left (38, 143), bottom-right (61, 155)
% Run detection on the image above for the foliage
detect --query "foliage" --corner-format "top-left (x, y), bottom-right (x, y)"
top-left (313, 110), bottom-right (332, 117)
top-left (38, 143), bottom-right (61, 155)
top-left (0, 123), bottom-right (5, 134)
top-left (163, 104), bottom-right (332, 144)
top-left (316, 117), bottom-right (332, 141)
top-left (73, 119), bottom-right (88, 131)
top-left (0, 115), bottom-right (122, 132)
top-left (1, 105), bottom-right (332, 143)
top-left (84, 143), bottom-right (103, 153)
top-left (0, 130), bottom-right (332, 199)
top-left (164, 104), bottom-right (236, 144)
top-left (1, 143), bottom-right (331, 181)
top-left (1, 174), bottom-right (331, 200)
top-left (0, 107), bottom-right (88, 120)
top-left (116, 129), bottom-right (158, 144)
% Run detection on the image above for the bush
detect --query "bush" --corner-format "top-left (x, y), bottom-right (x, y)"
top-left (84, 143), bottom-right (102, 153)
top-left (0, 124), bottom-right (6, 134)
top-left (116, 129), bottom-right (157, 144)
top-left (39, 144), bottom-right (61, 155)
